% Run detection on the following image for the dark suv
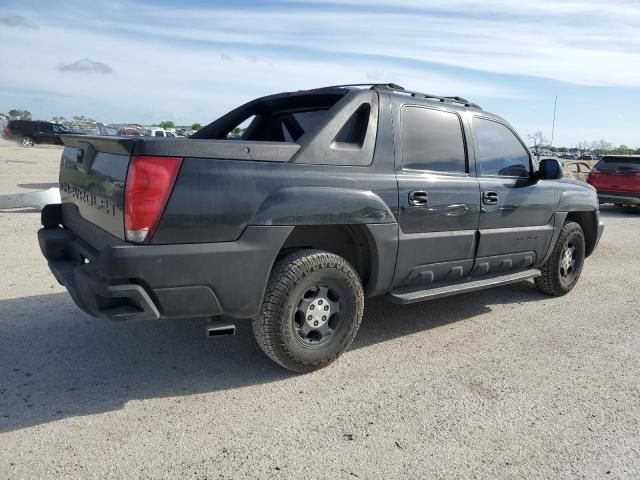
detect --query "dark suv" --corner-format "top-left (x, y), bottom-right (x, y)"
top-left (3, 120), bottom-right (72, 147)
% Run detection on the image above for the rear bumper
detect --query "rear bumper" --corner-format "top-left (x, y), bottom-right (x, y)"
top-left (39, 204), bottom-right (292, 321)
top-left (596, 190), bottom-right (640, 205)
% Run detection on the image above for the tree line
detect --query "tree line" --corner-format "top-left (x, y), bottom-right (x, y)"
top-left (0, 110), bottom-right (202, 131)
top-left (528, 131), bottom-right (639, 156)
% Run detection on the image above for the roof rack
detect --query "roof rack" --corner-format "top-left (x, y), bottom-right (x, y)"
top-left (373, 84), bottom-right (482, 109)
top-left (310, 83), bottom-right (482, 109)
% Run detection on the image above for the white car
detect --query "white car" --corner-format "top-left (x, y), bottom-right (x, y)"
top-left (143, 128), bottom-right (176, 138)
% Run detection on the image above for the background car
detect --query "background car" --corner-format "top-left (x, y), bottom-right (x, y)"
top-left (2, 120), bottom-right (72, 147)
top-left (587, 155), bottom-right (640, 208)
top-left (143, 127), bottom-right (176, 138)
top-left (117, 127), bottom-right (142, 136)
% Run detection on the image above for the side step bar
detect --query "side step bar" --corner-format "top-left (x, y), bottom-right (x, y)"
top-left (389, 269), bottom-right (541, 304)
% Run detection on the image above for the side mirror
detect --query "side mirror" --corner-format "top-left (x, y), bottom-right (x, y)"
top-left (538, 158), bottom-right (563, 180)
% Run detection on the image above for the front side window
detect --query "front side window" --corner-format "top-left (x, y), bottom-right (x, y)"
top-left (401, 106), bottom-right (466, 173)
top-left (475, 118), bottom-right (530, 177)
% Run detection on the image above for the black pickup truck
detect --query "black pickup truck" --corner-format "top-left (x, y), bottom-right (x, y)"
top-left (39, 84), bottom-right (604, 372)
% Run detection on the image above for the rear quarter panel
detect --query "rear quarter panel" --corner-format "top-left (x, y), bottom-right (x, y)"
top-left (153, 159), bottom-right (398, 244)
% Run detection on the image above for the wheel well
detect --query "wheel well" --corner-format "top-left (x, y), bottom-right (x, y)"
top-left (566, 211), bottom-right (598, 257)
top-left (278, 225), bottom-right (373, 286)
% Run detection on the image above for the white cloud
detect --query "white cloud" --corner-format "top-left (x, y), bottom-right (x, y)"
top-left (57, 58), bottom-right (113, 74)
top-left (0, 14), bottom-right (37, 29)
top-left (0, 9), bottom-right (517, 124)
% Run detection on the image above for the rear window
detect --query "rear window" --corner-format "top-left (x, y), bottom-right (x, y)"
top-left (595, 156), bottom-right (640, 172)
top-left (401, 106), bottom-right (467, 173)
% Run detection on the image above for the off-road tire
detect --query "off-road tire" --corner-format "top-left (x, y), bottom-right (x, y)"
top-left (535, 221), bottom-right (586, 296)
top-left (252, 249), bottom-right (364, 373)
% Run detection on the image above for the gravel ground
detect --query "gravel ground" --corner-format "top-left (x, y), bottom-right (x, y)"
top-left (0, 143), bottom-right (639, 479)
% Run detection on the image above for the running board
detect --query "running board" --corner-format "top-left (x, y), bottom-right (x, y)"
top-left (389, 269), bottom-right (541, 304)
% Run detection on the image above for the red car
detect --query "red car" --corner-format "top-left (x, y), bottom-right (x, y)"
top-left (117, 127), bottom-right (142, 136)
top-left (587, 155), bottom-right (640, 208)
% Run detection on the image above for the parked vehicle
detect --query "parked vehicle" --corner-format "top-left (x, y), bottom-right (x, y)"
top-left (117, 127), bottom-right (142, 136)
top-left (3, 120), bottom-right (73, 147)
top-left (38, 83), bottom-right (604, 372)
top-left (580, 154), bottom-right (593, 161)
top-left (562, 161), bottom-right (592, 182)
top-left (143, 128), bottom-right (177, 138)
top-left (587, 155), bottom-right (640, 208)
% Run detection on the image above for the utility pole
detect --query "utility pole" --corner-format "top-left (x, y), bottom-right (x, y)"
top-left (550, 95), bottom-right (558, 147)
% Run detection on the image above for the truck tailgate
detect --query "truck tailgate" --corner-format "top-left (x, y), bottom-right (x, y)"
top-left (59, 136), bottom-right (135, 240)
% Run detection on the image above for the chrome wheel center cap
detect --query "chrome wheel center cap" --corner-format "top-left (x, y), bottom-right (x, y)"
top-left (305, 297), bottom-right (331, 328)
top-left (562, 247), bottom-right (575, 271)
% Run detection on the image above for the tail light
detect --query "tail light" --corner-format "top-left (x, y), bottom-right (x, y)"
top-left (124, 155), bottom-right (183, 243)
top-left (3, 127), bottom-right (10, 137)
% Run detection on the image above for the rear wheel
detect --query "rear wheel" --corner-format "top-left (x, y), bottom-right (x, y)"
top-left (535, 221), bottom-right (585, 296)
top-left (21, 136), bottom-right (35, 147)
top-left (252, 250), bottom-right (364, 373)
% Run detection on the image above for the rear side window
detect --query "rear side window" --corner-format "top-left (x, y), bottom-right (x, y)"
top-left (475, 118), bottom-right (530, 177)
top-left (38, 123), bottom-right (53, 134)
top-left (595, 156), bottom-right (640, 172)
top-left (401, 106), bottom-right (467, 173)
top-left (154, 131), bottom-right (164, 137)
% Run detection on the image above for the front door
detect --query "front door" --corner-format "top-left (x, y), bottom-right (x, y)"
top-left (472, 116), bottom-right (556, 275)
top-left (393, 104), bottom-right (481, 288)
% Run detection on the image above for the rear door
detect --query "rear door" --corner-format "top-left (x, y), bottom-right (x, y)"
top-left (393, 103), bottom-right (481, 288)
top-left (472, 117), bottom-right (556, 274)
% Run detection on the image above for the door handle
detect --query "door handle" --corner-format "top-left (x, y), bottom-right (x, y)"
top-left (482, 191), bottom-right (499, 205)
top-left (408, 190), bottom-right (428, 206)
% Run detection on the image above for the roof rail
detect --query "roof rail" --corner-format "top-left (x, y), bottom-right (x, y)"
top-left (311, 83), bottom-right (403, 90)
top-left (308, 83), bottom-right (481, 109)
top-left (373, 84), bottom-right (482, 109)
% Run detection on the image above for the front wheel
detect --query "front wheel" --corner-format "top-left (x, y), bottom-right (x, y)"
top-left (535, 221), bottom-right (586, 296)
top-left (252, 250), bottom-right (364, 373)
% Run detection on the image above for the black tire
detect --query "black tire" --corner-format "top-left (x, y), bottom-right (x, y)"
top-left (535, 221), bottom-right (586, 296)
top-left (252, 249), bottom-right (364, 373)
top-left (21, 136), bottom-right (35, 147)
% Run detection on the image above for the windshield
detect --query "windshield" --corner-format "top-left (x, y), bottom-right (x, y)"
top-left (53, 124), bottom-right (70, 134)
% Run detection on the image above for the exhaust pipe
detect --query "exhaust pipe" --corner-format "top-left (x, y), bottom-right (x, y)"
top-left (206, 319), bottom-right (236, 337)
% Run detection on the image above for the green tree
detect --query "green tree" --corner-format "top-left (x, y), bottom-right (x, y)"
top-left (590, 139), bottom-right (613, 157)
top-left (527, 131), bottom-right (549, 157)
top-left (8, 109), bottom-right (32, 120)
top-left (610, 145), bottom-right (633, 155)
top-left (159, 121), bottom-right (175, 129)
top-left (191, 123), bottom-right (202, 131)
